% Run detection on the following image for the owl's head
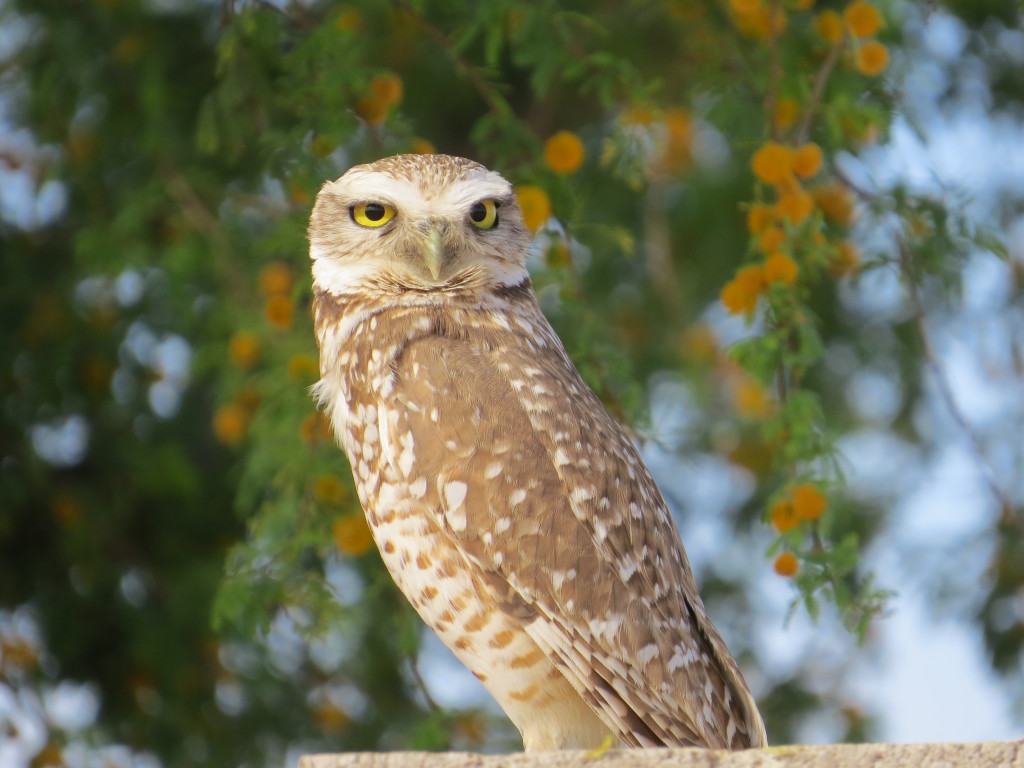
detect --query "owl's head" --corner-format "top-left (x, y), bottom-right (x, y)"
top-left (309, 154), bottom-right (532, 296)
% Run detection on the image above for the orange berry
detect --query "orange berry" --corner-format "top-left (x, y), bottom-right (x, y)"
top-left (752, 142), bottom-right (793, 185)
top-left (843, 1), bottom-right (882, 37)
top-left (771, 499), bottom-right (800, 532)
top-left (313, 700), bottom-right (352, 733)
top-left (370, 73), bottom-right (403, 105)
top-left (775, 188), bottom-right (815, 225)
top-left (730, 0), bottom-right (761, 16)
top-left (265, 295), bottom-right (294, 329)
top-left (515, 185), bottom-right (552, 232)
top-left (67, 130), bottom-right (96, 168)
top-left (747, 203), bottom-right (775, 235)
top-left (622, 106), bottom-right (655, 125)
top-left (313, 474), bottom-right (348, 503)
top-left (831, 240), bottom-right (861, 276)
top-left (237, 386), bottom-right (261, 414)
top-left (544, 131), bottom-right (585, 174)
top-left (333, 7), bottom-right (362, 31)
top-left (774, 97), bottom-right (799, 131)
top-left (333, 513), bottom-right (374, 556)
top-left (410, 138), bottom-right (435, 155)
top-left (856, 40), bottom-right (889, 76)
top-left (721, 279), bottom-right (758, 315)
top-left (764, 251), bottom-right (799, 285)
top-left (661, 109), bottom-right (694, 172)
top-left (735, 264), bottom-right (766, 293)
top-left (112, 35), bottom-right (145, 66)
top-left (228, 332), bottom-right (261, 370)
top-left (734, 377), bottom-right (773, 419)
top-left (1, 635), bottom-right (39, 671)
top-left (288, 354), bottom-right (318, 380)
top-left (30, 745), bottom-right (63, 768)
top-left (356, 73), bottom-right (403, 125)
top-left (758, 226), bottom-right (787, 252)
top-left (816, 10), bottom-right (843, 44)
top-left (727, 439), bottom-right (773, 477)
top-left (80, 357), bottom-right (113, 394)
top-left (679, 324), bottom-right (718, 363)
top-left (792, 483), bottom-right (827, 520)
top-left (259, 262), bottom-right (294, 297)
top-left (300, 411), bottom-right (332, 444)
top-left (213, 403), bottom-right (248, 446)
top-left (736, 5), bottom-right (787, 38)
top-left (731, 0), bottom-right (761, 12)
top-left (289, 179), bottom-right (311, 206)
top-left (792, 143), bottom-right (823, 178)
top-left (52, 494), bottom-right (84, 527)
top-left (356, 96), bottom-right (388, 125)
top-left (722, 265), bottom-right (766, 315)
top-left (812, 184), bottom-right (855, 225)
top-left (774, 552), bottom-right (799, 577)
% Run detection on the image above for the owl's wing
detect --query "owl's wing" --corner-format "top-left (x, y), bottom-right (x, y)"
top-left (381, 327), bottom-right (765, 749)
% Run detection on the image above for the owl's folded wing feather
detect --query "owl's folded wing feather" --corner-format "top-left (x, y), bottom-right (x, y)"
top-left (381, 327), bottom-right (765, 749)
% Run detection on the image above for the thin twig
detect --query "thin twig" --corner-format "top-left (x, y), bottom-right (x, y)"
top-left (767, 0), bottom-right (782, 142)
top-left (160, 163), bottom-right (246, 298)
top-left (831, 160), bottom-right (878, 202)
top-left (391, 0), bottom-right (510, 119)
top-left (796, 37), bottom-right (846, 146)
top-left (897, 240), bottom-right (1014, 516)
top-left (406, 651), bottom-right (442, 714)
top-left (643, 177), bottom-right (684, 315)
top-left (836, 162), bottom-right (1017, 520)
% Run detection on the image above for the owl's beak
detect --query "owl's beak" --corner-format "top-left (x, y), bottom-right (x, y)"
top-left (423, 227), bottom-right (444, 280)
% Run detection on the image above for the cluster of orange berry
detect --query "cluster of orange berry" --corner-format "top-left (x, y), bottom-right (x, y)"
top-left (356, 72), bottom-right (404, 126)
top-left (212, 262), bottom-right (303, 447)
top-left (212, 398), bottom-right (251, 447)
top-left (729, 0), bottom-right (804, 40)
top-left (260, 261), bottom-right (295, 330)
top-left (730, 0), bottom-right (888, 78)
top-left (818, 1), bottom-right (888, 76)
top-left (314, 472), bottom-right (374, 557)
top-left (771, 484), bottom-right (827, 577)
top-left (721, 141), bottom-right (822, 314)
top-left (511, 130), bottom-right (586, 235)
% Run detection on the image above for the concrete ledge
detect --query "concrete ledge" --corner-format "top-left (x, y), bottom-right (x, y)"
top-left (299, 741), bottom-right (1023, 768)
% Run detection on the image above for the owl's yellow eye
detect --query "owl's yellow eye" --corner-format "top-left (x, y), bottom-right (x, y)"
top-left (469, 199), bottom-right (500, 230)
top-left (351, 202), bottom-right (396, 228)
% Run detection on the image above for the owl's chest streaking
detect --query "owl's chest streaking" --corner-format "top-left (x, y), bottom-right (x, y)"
top-left (313, 285), bottom-right (560, 506)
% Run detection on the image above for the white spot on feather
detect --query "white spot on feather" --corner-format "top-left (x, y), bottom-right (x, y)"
top-left (444, 481), bottom-right (467, 510)
top-left (409, 477), bottom-right (427, 498)
top-left (667, 644), bottom-right (697, 671)
top-left (636, 643), bottom-right (659, 666)
top-left (570, 487), bottom-right (593, 504)
top-left (618, 556), bottom-right (639, 581)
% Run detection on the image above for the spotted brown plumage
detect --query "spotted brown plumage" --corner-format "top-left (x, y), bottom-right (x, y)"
top-left (309, 154), bottom-right (767, 751)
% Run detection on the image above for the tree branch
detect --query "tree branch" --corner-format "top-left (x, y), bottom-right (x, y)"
top-left (897, 240), bottom-right (1015, 518)
top-left (391, 1), bottom-right (511, 119)
top-left (796, 37), bottom-right (846, 146)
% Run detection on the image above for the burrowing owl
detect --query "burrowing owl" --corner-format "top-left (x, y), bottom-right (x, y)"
top-left (309, 153), bottom-right (766, 751)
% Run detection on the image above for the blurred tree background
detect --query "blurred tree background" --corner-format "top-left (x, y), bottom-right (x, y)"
top-left (1, 0), bottom-right (1022, 766)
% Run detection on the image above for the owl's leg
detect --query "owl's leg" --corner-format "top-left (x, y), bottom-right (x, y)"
top-left (516, 686), bottom-right (618, 751)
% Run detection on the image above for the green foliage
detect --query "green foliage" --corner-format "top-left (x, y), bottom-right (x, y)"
top-left (1, 0), bottom-right (1022, 765)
